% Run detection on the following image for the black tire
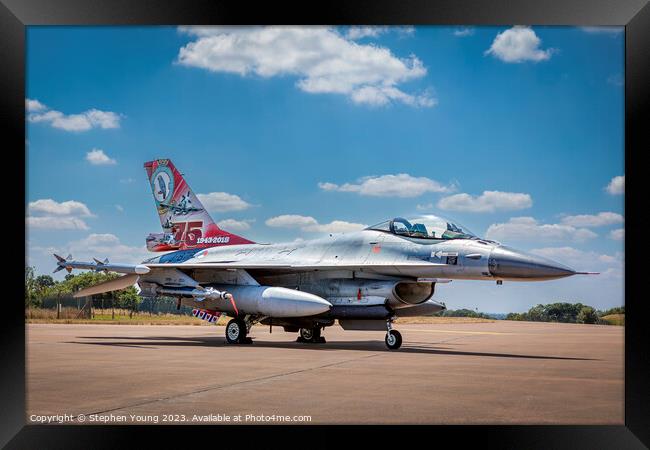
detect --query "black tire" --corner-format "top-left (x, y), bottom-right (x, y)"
top-left (385, 330), bottom-right (402, 350)
top-left (226, 318), bottom-right (247, 344)
top-left (299, 327), bottom-right (321, 343)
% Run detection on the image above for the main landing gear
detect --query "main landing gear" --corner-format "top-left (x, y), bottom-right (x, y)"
top-left (385, 319), bottom-right (402, 350)
top-left (225, 318), bottom-right (253, 344)
top-left (297, 327), bottom-right (326, 343)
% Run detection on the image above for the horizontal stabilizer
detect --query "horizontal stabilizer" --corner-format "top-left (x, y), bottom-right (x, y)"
top-left (73, 274), bottom-right (140, 298)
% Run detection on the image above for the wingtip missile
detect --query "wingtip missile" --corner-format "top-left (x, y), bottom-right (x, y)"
top-left (53, 254), bottom-right (150, 275)
top-left (53, 254), bottom-right (73, 273)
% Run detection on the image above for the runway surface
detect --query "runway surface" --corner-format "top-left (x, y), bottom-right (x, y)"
top-left (26, 321), bottom-right (623, 424)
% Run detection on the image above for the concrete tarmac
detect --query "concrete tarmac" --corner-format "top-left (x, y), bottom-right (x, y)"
top-left (26, 321), bottom-right (623, 425)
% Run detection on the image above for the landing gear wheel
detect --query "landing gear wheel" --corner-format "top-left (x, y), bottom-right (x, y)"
top-left (385, 330), bottom-right (402, 350)
top-left (226, 318), bottom-right (248, 344)
top-left (298, 327), bottom-right (322, 343)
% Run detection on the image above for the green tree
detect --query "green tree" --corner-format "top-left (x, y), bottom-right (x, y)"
top-left (543, 302), bottom-right (583, 323)
top-left (115, 287), bottom-right (142, 317)
top-left (526, 304), bottom-right (547, 322)
top-left (33, 275), bottom-right (56, 302)
top-left (577, 306), bottom-right (599, 324)
top-left (25, 266), bottom-right (36, 307)
top-left (506, 312), bottom-right (527, 321)
top-left (599, 306), bottom-right (625, 316)
top-left (506, 302), bottom-right (603, 323)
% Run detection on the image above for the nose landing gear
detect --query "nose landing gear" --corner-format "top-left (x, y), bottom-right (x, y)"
top-left (385, 318), bottom-right (402, 350)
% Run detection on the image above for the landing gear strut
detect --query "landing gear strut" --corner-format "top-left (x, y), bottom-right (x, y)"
top-left (297, 327), bottom-right (326, 343)
top-left (385, 319), bottom-right (402, 350)
top-left (225, 318), bottom-right (252, 344)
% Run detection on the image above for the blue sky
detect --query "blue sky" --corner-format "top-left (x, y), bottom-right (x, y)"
top-left (26, 25), bottom-right (624, 312)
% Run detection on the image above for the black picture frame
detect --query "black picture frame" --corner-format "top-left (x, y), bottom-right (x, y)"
top-left (5, 0), bottom-right (648, 447)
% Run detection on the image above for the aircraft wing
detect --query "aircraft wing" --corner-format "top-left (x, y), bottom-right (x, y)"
top-left (73, 273), bottom-right (140, 298)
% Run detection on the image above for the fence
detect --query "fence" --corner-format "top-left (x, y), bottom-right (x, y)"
top-left (26, 296), bottom-right (195, 319)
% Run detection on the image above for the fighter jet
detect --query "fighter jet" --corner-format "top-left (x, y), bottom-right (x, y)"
top-left (160, 192), bottom-right (203, 216)
top-left (56, 159), bottom-right (597, 350)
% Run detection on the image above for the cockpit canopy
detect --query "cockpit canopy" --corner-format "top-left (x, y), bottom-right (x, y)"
top-left (366, 215), bottom-right (478, 240)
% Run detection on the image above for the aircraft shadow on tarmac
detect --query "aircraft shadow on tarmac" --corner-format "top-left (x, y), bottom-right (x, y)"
top-left (69, 335), bottom-right (596, 361)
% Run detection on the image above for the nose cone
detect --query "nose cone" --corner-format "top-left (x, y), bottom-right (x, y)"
top-left (488, 246), bottom-right (576, 280)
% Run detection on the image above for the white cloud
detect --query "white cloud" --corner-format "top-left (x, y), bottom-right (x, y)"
top-left (580, 27), bottom-right (624, 34)
top-left (609, 228), bottom-right (624, 241)
top-left (265, 214), bottom-right (366, 233)
top-left (345, 26), bottom-right (388, 40)
top-left (266, 214), bottom-right (318, 228)
top-left (319, 174), bottom-right (453, 197)
top-left (453, 27), bottom-right (475, 37)
top-left (560, 212), bottom-right (624, 228)
top-left (28, 199), bottom-right (94, 217)
top-left (396, 26), bottom-right (416, 37)
top-left (177, 26), bottom-right (434, 108)
top-left (437, 191), bottom-right (532, 213)
top-left (485, 26), bottom-right (554, 63)
top-left (27, 199), bottom-right (95, 231)
top-left (197, 192), bottom-right (252, 212)
top-left (416, 203), bottom-right (434, 211)
top-left (86, 148), bottom-right (117, 166)
top-left (115, 204), bottom-right (124, 212)
top-left (27, 99), bottom-right (121, 132)
top-left (305, 220), bottom-right (368, 233)
top-left (217, 218), bottom-right (254, 231)
top-left (26, 98), bottom-right (46, 112)
top-left (486, 217), bottom-right (597, 242)
top-left (605, 175), bottom-right (624, 195)
top-left (27, 216), bottom-right (89, 230)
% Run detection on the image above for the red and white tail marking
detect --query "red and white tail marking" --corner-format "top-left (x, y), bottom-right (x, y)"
top-left (143, 159), bottom-right (254, 252)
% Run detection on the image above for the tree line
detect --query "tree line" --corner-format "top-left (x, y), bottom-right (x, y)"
top-left (432, 303), bottom-right (624, 324)
top-left (505, 303), bottom-right (624, 324)
top-left (25, 266), bottom-right (141, 310)
top-left (433, 308), bottom-right (493, 319)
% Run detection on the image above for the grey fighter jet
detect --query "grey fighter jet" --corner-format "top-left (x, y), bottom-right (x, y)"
top-left (56, 159), bottom-right (597, 350)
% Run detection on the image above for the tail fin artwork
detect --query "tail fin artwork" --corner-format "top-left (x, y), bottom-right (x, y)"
top-left (143, 159), bottom-right (254, 252)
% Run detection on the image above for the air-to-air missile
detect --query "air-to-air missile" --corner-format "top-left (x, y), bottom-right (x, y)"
top-left (53, 254), bottom-right (150, 275)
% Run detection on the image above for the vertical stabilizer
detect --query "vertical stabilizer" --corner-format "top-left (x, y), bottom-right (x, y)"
top-left (144, 159), bottom-right (254, 251)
